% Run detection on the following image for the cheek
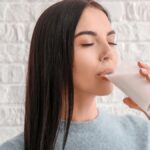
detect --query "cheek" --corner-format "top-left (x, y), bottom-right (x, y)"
top-left (73, 50), bottom-right (97, 90)
top-left (73, 46), bottom-right (97, 72)
top-left (111, 47), bottom-right (119, 68)
top-left (73, 71), bottom-right (97, 94)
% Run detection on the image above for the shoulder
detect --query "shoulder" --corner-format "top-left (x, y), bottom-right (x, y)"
top-left (116, 113), bottom-right (150, 136)
top-left (104, 110), bottom-right (150, 126)
top-left (102, 110), bottom-right (150, 133)
top-left (118, 113), bottom-right (150, 127)
top-left (0, 132), bottom-right (24, 150)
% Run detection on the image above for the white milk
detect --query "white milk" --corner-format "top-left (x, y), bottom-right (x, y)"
top-left (105, 61), bottom-right (150, 116)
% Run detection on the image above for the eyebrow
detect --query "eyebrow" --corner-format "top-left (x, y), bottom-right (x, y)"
top-left (74, 30), bottom-right (116, 38)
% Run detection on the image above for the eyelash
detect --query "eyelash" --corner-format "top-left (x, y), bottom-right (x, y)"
top-left (81, 43), bottom-right (94, 46)
top-left (81, 42), bottom-right (117, 47)
top-left (108, 42), bottom-right (117, 46)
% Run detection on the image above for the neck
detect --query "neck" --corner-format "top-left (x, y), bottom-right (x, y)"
top-left (61, 90), bottom-right (98, 122)
top-left (72, 97), bottom-right (98, 122)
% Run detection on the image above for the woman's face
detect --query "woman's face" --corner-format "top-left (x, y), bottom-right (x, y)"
top-left (73, 6), bottom-right (118, 96)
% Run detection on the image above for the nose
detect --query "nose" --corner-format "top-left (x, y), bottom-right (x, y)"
top-left (100, 53), bottom-right (110, 62)
top-left (99, 51), bottom-right (112, 62)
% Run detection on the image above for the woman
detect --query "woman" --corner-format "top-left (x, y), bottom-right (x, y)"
top-left (0, 0), bottom-right (150, 150)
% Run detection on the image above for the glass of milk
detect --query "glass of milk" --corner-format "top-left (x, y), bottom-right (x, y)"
top-left (105, 61), bottom-right (150, 116)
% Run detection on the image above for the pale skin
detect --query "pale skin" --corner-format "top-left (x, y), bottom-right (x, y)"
top-left (61, 6), bottom-right (150, 122)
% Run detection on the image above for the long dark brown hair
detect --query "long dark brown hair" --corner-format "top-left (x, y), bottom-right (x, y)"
top-left (24, 0), bottom-right (110, 149)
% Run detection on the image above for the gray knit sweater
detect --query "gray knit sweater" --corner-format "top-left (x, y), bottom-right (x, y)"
top-left (0, 109), bottom-right (150, 150)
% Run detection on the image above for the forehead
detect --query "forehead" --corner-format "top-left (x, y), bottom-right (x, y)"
top-left (75, 7), bottom-right (112, 35)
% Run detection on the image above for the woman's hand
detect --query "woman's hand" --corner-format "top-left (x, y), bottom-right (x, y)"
top-left (123, 61), bottom-right (150, 120)
top-left (138, 61), bottom-right (150, 81)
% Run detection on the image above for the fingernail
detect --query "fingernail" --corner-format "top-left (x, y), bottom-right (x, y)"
top-left (139, 61), bottom-right (144, 65)
top-left (141, 68), bottom-right (147, 74)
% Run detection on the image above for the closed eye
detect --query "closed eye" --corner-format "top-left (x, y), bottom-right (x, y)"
top-left (108, 42), bottom-right (117, 46)
top-left (81, 42), bottom-right (117, 47)
top-left (81, 43), bottom-right (94, 47)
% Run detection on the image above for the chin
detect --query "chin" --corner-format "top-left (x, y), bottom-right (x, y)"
top-left (97, 85), bottom-right (114, 96)
top-left (102, 90), bottom-right (113, 96)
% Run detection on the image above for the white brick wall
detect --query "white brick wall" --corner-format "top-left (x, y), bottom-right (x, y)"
top-left (0, 0), bottom-right (150, 144)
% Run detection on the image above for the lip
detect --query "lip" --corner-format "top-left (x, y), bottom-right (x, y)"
top-left (97, 69), bottom-right (114, 76)
top-left (96, 69), bottom-right (114, 80)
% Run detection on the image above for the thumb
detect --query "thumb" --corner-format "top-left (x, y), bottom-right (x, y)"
top-left (123, 97), bottom-right (150, 120)
top-left (123, 97), bottom-right (139, 108)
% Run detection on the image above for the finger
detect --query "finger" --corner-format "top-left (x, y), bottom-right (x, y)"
top-left (146, 73), bottom-right (150, 81)
top-left (139, 69), bottom-right (150, 81)
top-left (123, 97), bottom-right (145, 112)
top-left (139, 68), bottom-right (148, 76)
top-left (123, 97), bottom-right (139, 108)
top-left (138, 61), bottom-right (150, 70)
top-left (123, 97), bottom-right (150, 120)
